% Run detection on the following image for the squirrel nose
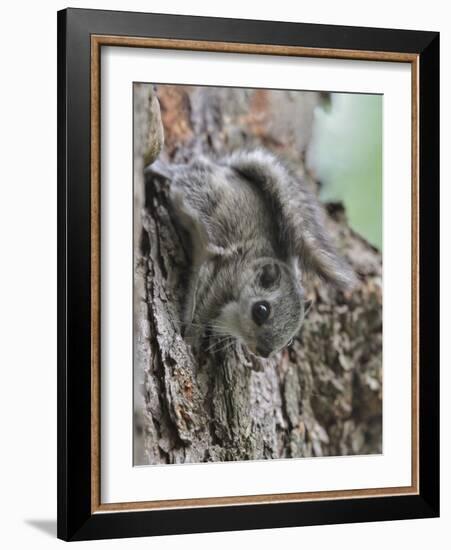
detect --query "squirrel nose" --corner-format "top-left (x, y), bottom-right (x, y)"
top-left (256, 346), bottom-right (271, 358)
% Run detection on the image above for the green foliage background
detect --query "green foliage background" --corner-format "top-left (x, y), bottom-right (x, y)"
top-left (309, 93), bottom-right (383, 250)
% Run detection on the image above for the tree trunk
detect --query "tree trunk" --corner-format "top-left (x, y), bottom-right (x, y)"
top-left (133, 84), bottom-right (382, 465)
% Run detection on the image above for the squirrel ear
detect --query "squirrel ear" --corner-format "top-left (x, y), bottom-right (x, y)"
top-left (258, 262), bottom-right (281, 289)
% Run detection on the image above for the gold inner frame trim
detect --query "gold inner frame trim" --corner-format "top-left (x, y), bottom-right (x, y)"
top-left (90, 34), bottom-right (420, 514)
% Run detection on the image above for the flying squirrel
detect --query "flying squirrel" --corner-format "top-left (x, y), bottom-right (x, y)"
top-left (147, 149), bottom-right (357, 359)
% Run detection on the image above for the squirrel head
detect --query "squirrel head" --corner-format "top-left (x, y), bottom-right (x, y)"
top-left (216, 258), bottom-right (305, 358)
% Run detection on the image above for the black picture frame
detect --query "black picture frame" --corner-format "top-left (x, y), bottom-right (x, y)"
top-left (57, 7), bottom-right (439, 541)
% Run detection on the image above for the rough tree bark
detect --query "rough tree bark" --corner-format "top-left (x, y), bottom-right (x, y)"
top-left (133, 83), bottom-right (382, 465)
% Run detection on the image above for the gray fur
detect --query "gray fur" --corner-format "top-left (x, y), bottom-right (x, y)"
top-left (148, 149), bottom-right (356, 358)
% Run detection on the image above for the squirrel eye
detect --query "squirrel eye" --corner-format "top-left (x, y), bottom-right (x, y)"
top-left (252, 301), bottom-right (271, 325)
top-left (287, 338), bottom-right (294, 347)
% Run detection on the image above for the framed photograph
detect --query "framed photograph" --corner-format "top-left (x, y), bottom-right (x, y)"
top-left (57, 8), bottom-right (439, 541)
